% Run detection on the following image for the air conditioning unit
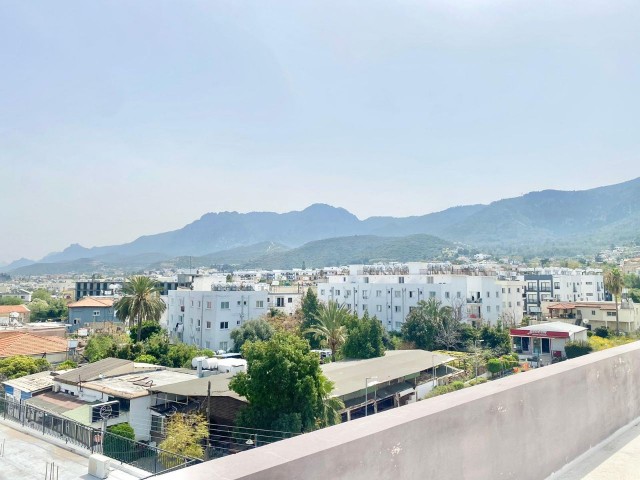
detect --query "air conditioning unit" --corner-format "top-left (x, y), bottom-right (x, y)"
top-left (88, 454), bottom-right (110, 479)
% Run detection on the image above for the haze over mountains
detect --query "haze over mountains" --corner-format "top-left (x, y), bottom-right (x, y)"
top-left (5, 178), bottom-right (640, 274)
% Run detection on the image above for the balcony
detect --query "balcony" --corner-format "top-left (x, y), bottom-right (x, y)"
top-left (466, 298), bottom-right (482, 304)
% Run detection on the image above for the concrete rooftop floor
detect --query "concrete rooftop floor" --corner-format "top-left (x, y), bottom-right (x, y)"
top-left (550, 420), bottom-right (640, 480)
top-left (0, 422), bottom-right (140, 480)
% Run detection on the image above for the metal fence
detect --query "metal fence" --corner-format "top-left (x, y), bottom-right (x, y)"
top-left (0, 396), bottom-right (200, 475)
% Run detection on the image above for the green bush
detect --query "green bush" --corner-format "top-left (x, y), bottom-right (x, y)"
top-left (104, 423), bottom-right (136, 462)
top-left (565, 340), bottom-right (593, 359)
top-left (486, 358), bottom-right (502, 377)
top-left (594, 326), bottom-right (610, 338)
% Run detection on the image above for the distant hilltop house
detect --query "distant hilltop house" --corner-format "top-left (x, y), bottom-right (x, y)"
top-left (67, 297), bottom-right (120, 333)
top-left (0, 288), bottom-right (32, 303)
top-left (0, 304), bottom-right (31, 323)
top-left (0, 331), bottom-right (70, 363)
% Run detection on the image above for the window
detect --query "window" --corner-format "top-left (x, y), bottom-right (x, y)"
top-left (395, 322), bottom-right (403, 330)
top-left (256, 300), bottom-right (264, 308)
top-left (321, 290), bottom-right (325, 295)
top-left (429, 291), bottom-right (436, 298)
top-left (409, 291), bottom-right (414, 298)
top-left (607, 311), bottom-right (616, 317)
top-left (502, 288), bottom-right (506, 293)
top-left (456, 291), bottom-right (461, 298)
top-left (345, 291), bottom-right (351, 297)
top-left (508, 302), bottom-right (512, 308)
top-left (398, 277), bottom-right (404, 284)
top-left (554, 282), bottom-right (560, 289)
top-left (288, 297), bottom-right (293, 303)
top-left (394, 306), bottom-right (401, 312)
top-left (445, 292), bottom-right (450, 299)
top-left (394, 291), bottom-right (401, 298)
top-left (592, 310), bottom-right (596, 315)
top-left (517, 301), bottom-right (521, 306)
top-left (191, 300), bottom-right (194, 307)
top-left (496, 291), bottom-right (499, 298)
top-left (206, 301), bottom-right (212, 309)
top-left (376, 305), bottom-right (382, 312)
top-left (93, 310), bottom-right (100, 317)
top-left (527, 282), bottom-right (536, 290)
top-left (197, 319), bottom-right (201, 327)
top-left (363, 305), bottom-right (368, 311)
top-left (220, 321), bottom-right (229, 329)
top-left (335, 290), bottom-right (340, 296)
top-left (206, 321), bottom-right (212, 329)
top-left (205, 341), bottom-right (211, 349)
top-left (496, 306), bottom-right (500, 312)
top-left (219, 341), bottom-right (228, 351)
top-left (486, 291), bottom-right (490, 298)
top-left (507, 288), bottom-right (511, 294)
top-left (198, 301), bottom-right (201, 308)
top-left (221, 301), bottom-right (230, 309)
top-left (376, 290), bottom-right (382, 297)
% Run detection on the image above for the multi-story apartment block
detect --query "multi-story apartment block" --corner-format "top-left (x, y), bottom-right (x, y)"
top-left (317, 274), bottom-right (524, 330)
top-left (523, 269), bottom-right (604, 317)
top-left (75, 278), bottom-right (188, 300)
top-left (166, 285), bottom-right (268, 352)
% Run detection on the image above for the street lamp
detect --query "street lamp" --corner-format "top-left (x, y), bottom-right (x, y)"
top-left (474, 340), bottom-right (484, 380)
top-left (365, 376), bottom-right (378, 417)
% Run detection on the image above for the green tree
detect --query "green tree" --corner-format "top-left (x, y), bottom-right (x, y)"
top-left (400, 298), bottom-right (450, 350)
top-left (114, 276), bottom-right (167, 342)
top-left (342, 312), bottom-right (384, 359)
top-left (31, 289), bottom-right (52, 302)
top-left (486, 358), bottom-right (502, 378)
top-left (604, 267), bottom-right (623, 335)
top-left (230, 332), bottom-right (340, 433)
top-left (480, 324), bottom-right (512, 356)
top-left (0, 355), bottom-right (50, 380)
top-left (55, 360), bottom-right (78, 370)
top-left (305, 301), bottom-right (348, 361)
top-left (163, 342), bottom-right (199, 368)
top-left (159, 413), bottom-right (208, 465)
top-left (129, 322), bottom-right (162, 343)
top-left (565, 340), bottom-right (593, 358)
top-left (300, 289), bottom-right (321, 348)
top-left (104, 423), bottom-right (136, 462)
top-left (84, 334), bottom-right (119, 362)
top-left (230, 319), bottom-right (274, 352)
top-left (134, 354), bottom-right (158, 364)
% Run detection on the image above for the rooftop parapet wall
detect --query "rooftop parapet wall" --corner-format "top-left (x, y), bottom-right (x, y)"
top-left (158, 341), bottom-right (640, 480)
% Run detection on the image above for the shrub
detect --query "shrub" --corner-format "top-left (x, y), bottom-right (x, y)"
top-left (594, 326), bottom-right (610, 338)
top-left (565, 340), bottom-right (593, 359)
top-left (486, 358), bottom-right (502, 377)
top-left (104, 423), bottom-right (136, 462)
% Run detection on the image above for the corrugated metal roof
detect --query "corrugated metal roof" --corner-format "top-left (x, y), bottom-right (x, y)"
top-left (3, 370), bottom-right (55, 393)
top-left (321, 350), bottom-right (453, 398)
top-left (148, 373), bottom-right (244, 401)
top-left (55, 358), bottom-right (133, 383)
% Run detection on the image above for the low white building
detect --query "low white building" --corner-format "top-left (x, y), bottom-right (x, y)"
top-left (317, 274), bottom-right (524, 330)
top-left (167, 285), bottom-right (268, 352)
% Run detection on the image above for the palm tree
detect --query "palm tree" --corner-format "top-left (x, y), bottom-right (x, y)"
top-left (316, 375), bottom-right (344, 428)
top-left (114, 276), bottom-right (167, 342)
top-left (604, 267), bottom-right (624, 335)
top-left (305, 301), bottom-right (348, 362)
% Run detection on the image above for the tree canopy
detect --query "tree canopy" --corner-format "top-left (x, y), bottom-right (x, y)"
top-left (0, 355), bottom-right (50, 380)
top-left (230, 319), bottom-right (274, 352)
top-left (300, 289), bottom-right (321, 348)
top-left (342, 312), bottom-right (385, 359)
top-left (230, 332), bottom-right (342, 433)
top-left (305, 301), bottom-right (348, 361)
top-left (159, 413), bottom-right (208, 465)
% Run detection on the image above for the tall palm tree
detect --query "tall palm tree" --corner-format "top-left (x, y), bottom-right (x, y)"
top-left (305, 301), bottom-right (348, 362)
top-left (604, 267), bottom-right (624, 335)
top-left (114, 276), bottom-right (166, 342)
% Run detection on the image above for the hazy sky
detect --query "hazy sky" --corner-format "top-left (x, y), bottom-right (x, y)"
top-left (1, 1), bottom-right (639, 263)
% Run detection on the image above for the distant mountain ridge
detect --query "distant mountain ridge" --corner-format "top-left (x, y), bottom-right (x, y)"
top-left (8, 177), bottom-right (640, 274)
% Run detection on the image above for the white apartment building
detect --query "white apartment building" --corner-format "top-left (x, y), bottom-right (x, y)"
top-left (317, 274), bottom-right (524, 330)
top-left (523, 269), bottom-right (604, 316)
top-left (167, 285), bottom-right (268, 352)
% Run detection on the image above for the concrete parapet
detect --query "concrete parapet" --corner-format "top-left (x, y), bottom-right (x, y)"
top-left (157, 341), bottom-right (640, 480)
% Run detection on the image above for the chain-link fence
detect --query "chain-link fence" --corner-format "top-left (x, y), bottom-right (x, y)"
top-left (0, 396), bottom-right (200, 474)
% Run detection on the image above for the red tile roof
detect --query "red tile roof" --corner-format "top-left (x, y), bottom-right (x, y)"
top-left (68, 297), bottom-right (115, 308)
top-left (0, 332), bottom-right (68, 358)
top-left (0, 305), bottom-right (30, 315)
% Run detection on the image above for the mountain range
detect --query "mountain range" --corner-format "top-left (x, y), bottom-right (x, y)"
top-left (5, 177), bottom-right (640, 274)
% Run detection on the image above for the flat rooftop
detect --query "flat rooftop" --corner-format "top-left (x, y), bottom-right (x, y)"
top-left (84, 369), bottom-right (197, 398)
top-left (321, 350), bottom-right (452, 397)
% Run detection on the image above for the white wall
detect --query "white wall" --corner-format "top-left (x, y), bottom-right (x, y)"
top-left (167, 289), bottom-right (268, 351)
